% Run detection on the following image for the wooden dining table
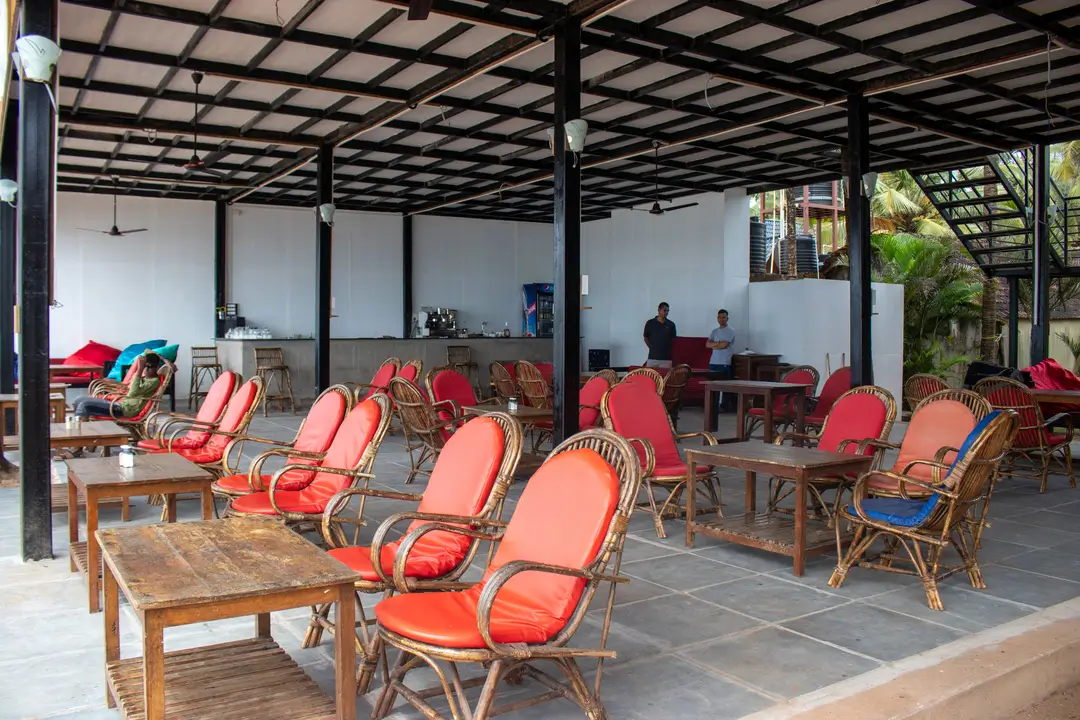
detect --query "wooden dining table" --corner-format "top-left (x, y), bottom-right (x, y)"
top-left (1031, 388), bottom-right (1080, 405)
top-left (98, 519), bottom-right (359, 720)
top-left (701, 379), bottom-right (810, 440)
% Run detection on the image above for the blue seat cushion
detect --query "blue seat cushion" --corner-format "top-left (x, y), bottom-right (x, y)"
top-left (852, 410), bottom-right (1003, 528)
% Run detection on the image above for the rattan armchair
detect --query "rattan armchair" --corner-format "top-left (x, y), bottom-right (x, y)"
top-left (904, 373), bottom-right (950, 413)
top-left (975, 376), bottom-right (1076, 493)
top-left (425, 365), bottom-right (500, 418)
top-left (829, 410), bottom-right (1019, 610)
top-left (348, 357), bottom-right (401, 403)
top-left (304, 413), bottom-right (523, 693)
top-left (136, 371), bottom-right (240, 452)
top-left (489, 361), bottom-right (518, 402)
top-left (371, 428), bottom-right (643, 720)
top-left (622, 366), bottom-right (664, 394)
top-left (390, 376), bottom-right (463, 483)
top-left (514, 360), bottom-right (551, 408)
top-left (745, 364), bottom-right (819, 438)
top-left (93, 366), bottom-right (176, 440)
top-left (661, 363), bottom-right (691, 428)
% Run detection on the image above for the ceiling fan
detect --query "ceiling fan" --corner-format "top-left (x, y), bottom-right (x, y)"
top-left (180, 72), bottom-right (225, 179)
top-left (78, 177), bottom-right (148, 237)
top-left (407, 0), bottom-right (433, 20)
top-left (634, 143), bottom-right (699, 216)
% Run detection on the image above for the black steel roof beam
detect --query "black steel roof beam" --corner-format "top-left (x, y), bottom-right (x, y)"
top-left (60, 108), bottom-right (323, 147)
top-left (961, 0), bottom-right (1080, 52)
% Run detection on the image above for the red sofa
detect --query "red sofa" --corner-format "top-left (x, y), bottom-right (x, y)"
top-left (630, 337), bottom-right (711, 404)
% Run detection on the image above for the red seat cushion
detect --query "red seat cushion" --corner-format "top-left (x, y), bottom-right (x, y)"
top-left (229, 490), bottom-right (326, 515)
top-left (1046, 433), bottom-right (1067, 446)
top-left (604, 382), bottom-right (685, 477)
top-left (376, 448), bottom-right (619, 648)
top-left (137, 437), bottom-right (201, 451)
top-left (654, 461), bottom-right (710, 478)
top-left (889, 399), bottom-right (975, 481)
top-left (166, 379), bottom-right (261, 464)
top-left (431, 369), bottom-right (477, 421)
top-left (535, 363), bottom-right (554, 386)
top-left (398, 364), bottom-right (419, 383)
top-left (277, 390), bottom-right (349, 490)
top-left (214, 473), bottom-right (273, 494)
top-left (812, 367), bottom-right (852, 420)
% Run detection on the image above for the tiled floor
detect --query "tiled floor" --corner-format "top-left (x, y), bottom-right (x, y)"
top-left (2, 407), bottom-right (1079, 720)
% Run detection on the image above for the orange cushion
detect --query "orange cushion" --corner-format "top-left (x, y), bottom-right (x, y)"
top-left (890, 400), bottom-right (975, 480)
top-left (136, 437), bottom-right (201, 451)
top-left (605, 382), bottom-right (682, 474)
top-left (294, 398), bottom-right (383, 508)
top-left (202, 379), bottom-right (260, 453)
top-left (816, 392), bottom-right (888, 455)
top-left (214, 473), bottom-right (270, 494)
top-left (866, 472), bottom-right (932, 497)
top-left (329, 538), bottom-right (465, 582)
top-left (230, 490), bottom-right (325, 515)
top-left (376, 448), bottom-right (619, 648)
top-left (181, 372), bottom-right (238, 447)
top-left (176, 446), bottom-right (224, 464)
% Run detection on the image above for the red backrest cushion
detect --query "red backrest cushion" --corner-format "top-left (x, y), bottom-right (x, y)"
top-left (811, 367), bottom-right (851, 418)
top-left (475, 448), bottom-right (618, 639)
top-left (364, 362), bottom-right (398, 400)
top-left (984, 387), bottom-right (1042, 447)
top-left (623, 373), bottom-right (660, 391)
top-left (63, 341), bottom-right (121, 378)
top-left (431, 369), bottom-right (476, 421)
top-left (535, 362), bottom-right (554, 385)
top-left (817, 392), bottom-right (887, 454)
top-left (605, 381), bottom-right (680, 469)
top-left (183, 371), bottom-right (238, 446)
top-left (579, 375), bottom-right (609, 427)
top-left (206, 379), bottom-right (259, 452)
top-left (398, 364), bottom-right (419, 383)
top-left (280, 390), bottom-right (350, 486)
top-left (774, 368), bottom-right (816, 413)
top-left (892, 399), bottom-right (976, 479)
top-left (301, 398), bottom-right (382, 506)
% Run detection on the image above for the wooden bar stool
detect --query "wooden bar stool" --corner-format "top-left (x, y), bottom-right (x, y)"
top-left (446, 345), bottom-right (479, 395)
top-left (188, 346), bottom-right (222, 410)
top-left (254, 347), bottom-right (295, 415)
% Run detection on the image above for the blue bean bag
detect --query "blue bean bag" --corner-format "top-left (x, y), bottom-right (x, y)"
top-left (107, 340), bottom-right (167, 380)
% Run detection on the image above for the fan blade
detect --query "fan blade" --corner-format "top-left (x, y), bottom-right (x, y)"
top-left (118, 229), bottom-right (148, 235)
top-left (194, 165), bottom-right (227, 179)
top-left (665, 202), bottom-right (700, 212)
top-left (77, 228), bottom-right (112, 234)
top-left (408, 0), bottom-right (433, 20)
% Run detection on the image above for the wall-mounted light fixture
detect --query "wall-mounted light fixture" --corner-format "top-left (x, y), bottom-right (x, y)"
top-left (316, 202), bottom-right (335, 227)
top-left (12, 35), bottom-right (60, 112)
top-left (0, 179), bottom-right (17, 207)
top-left (548, 119), bottom-right (590, 167)
top-left (860, 171), bottom-right (878, 197)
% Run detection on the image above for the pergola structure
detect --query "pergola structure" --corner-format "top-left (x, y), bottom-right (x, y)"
top-left (5, 0), bottom-right (1080, 559)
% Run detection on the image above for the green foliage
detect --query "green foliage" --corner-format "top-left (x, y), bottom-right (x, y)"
top-left (871, 171), bottom-right (953, 238)
top-left (1056, 331), bottom-right (1080, 373)
top-left (870, 232), bottom-right (984, 379)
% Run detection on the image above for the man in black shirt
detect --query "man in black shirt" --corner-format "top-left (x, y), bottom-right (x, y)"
top-left (643, 302), bottom-right (676, 368)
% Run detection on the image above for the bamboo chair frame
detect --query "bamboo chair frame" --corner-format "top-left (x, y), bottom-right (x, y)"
top-left (579, 374), bottom-right (616, 431)
top-left (622, 366), bottom-right (664, 394)
top-left (389, 359), bottom-right (423, 437)
top-left (489, 361), bottom-right (519, 402)
top-left (768, 386), bottom-right (897, 524)
top-left (601, 384), bottom-right (719, 538)
top-left (254, 347), bottom-right (296, 415)
top-left (514, 360), bottom-right (551, 408)
top-left (227, 393), bottom-right (393, 536)
top-left (210, 384), bottom-right (355, 505)
top-left (88, 362), bottom-right (141, 399)
top-left (372, 428), bottom-right (645, 720)
top-left (302, 412), bottom-right (524, 693)
top-left (828, 411), bottom-right (1019, 611)
top-left (660, 363), bottom-right (691, 428)
top-left (904, 373), bottom-right (950, 413)
top-left (188, 346), bottom-right (222, 410)
top-left (744, 364), bottom-right (820, 438)
top-left (974, 376), bottom-right (1077, 493)
top-left (98, 366), bottom-right (176, 440)
top-left (425, 365), bottom-right (501, 413)
top-left (592, 369), bottom-right (619, 386)
top-left (390, 376), bottom-right (463, 484)
top-left (858, 389), bottom-right (993, 499)
top-left (349, 357), bottom-right (402, 404)
top-left (140, 371), bottom-right (240, 446)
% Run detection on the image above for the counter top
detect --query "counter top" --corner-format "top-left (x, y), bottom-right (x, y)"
top-left (215, 336), bottom-right (551, 341)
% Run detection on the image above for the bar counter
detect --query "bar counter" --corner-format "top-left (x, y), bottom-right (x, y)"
top-left (216, 337), bottom-right (552, 403)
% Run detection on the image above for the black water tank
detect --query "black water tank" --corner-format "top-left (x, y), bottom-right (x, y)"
top-left (767, 234), bottom-right (818, 274)
top-left (750, 217), bottom-right (767, 273)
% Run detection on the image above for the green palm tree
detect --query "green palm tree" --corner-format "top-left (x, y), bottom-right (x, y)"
top-left (871, 171), bottom-right (953, 238)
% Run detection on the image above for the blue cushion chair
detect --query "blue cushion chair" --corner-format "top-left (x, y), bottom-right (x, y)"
top-left (828, 410), bottom-right (1019, 611)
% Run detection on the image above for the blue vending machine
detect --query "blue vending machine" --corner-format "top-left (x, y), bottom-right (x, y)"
top-left (522, 283), bottom-right (554, 337)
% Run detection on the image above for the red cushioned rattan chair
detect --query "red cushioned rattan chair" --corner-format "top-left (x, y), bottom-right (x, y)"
top-left (302, 413), bottom-right (524, 692)
top-left (579, 373), bottom-right (615, 431)
top-left (137, 371), bottom-right (240, 452)
top-left (92, 366), bottom-right (175, 439)
top-left (601, 379), bottom-right (718, 538)
top-left (349, 357), bottom-right (401, 403)
top-left (210, 384), bottom-right (353, 507)
top-left (769, 386), bottom-right (897, 523)
top-left (227, 394), bottom-right (393, 535)
top-left (859, 389), bottom-right (991, 500)
top-left (745, 364), bottom-right (819, 438)
top-left (514, 360), bottom-right (551, 408)
top-left (622, 366), bottom-right (664, 395)
top-left (975, 376), bottom-right (1076, 493)
top-left (904, 373), bottom-right (950, 413)
top-left (804, 366), bottom-right (851, 432)
top-left (489, 361), bottom-right (519, 402)
top-left (371, 428), bottom-right (643, 720)
top-left (830, 410), bottom-right (1019, 610)
top-left (390, 376), bottom-right (462, 483)
top-left (397, 359), bottom-right (422, 384)
top-left (87, 362), bottom-right (141, 400)
top-left (426, 365), bottom-right (499, 422)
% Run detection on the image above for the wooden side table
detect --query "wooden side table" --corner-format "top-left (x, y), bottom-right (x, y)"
top-left (0, 392), bottom-right (66, 430)
top-left (701, 380), bottom-right (809, 439)
top-left (98, 519), bottom-right (359, 720)
top-left (66, 453), bottom-right (214, 613)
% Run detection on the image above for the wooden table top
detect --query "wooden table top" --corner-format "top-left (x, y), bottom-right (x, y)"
top-left (1032, 388), bottom-right (1080, 403)
top-left (700, 380), bottom-right (811, 392)
top-left (66, 453), bottom-right (212, 489)
top-left (464, 401), bottom-right (552, 420)
top-left (5, 421), bottom-right (129, 447)
top-left (689, 441), bottom-right (873, 471)
top-left (49, 363), bottom-right (104, 374)
top-left (96, 518), bottom-right (361, 611)
top-left (0, 392), bottom-right (66, 403)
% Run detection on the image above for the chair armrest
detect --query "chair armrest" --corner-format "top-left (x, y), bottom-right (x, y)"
top-left (856, 438), bottom-right (901, 455)
top-left (391, 520), bottom-right (507, 593)
top-left (475, 560), bottom-right (626, 656)
top-left (627, 437), bottom-right (656, 478)
top-left (773, 430), bottom-right (820, 447)
top-left (319, 487), bottom-right (424, 548)
top-left (382, 512), bottom-right (506, 589)
top-left (268, 464), bottom-right (376, 516)
top-left (222, 434), bottom-right (297, 476)
top-left (850, 471), bottom-right (957, 519)
top-left (246, 447), bottom-right (325, 492)
top-left (898, 457), bottom-right (952, 486)
top-left (1043, 413), bottom-right (1076, 443)
top-left (678, 430), bottom-right (718, 446)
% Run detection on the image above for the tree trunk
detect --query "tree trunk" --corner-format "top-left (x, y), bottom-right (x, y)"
top-left (980, 275), bottom-right (998, 361)
top-left (785, 186), bottom-right (797, 277)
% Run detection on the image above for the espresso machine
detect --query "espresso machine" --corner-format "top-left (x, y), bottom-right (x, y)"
top-left (417, 307), bottom-right (459, 337)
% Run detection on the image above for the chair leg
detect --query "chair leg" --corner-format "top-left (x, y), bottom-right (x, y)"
top-left (1040, 452), bottom-right (1050, 494)
top-left (828, 525), bottom-right (868, 589)
top-left (640, 479), bottom-right (666, 539)
top-left (284, 367), bottom-right (296, 414)
top-left (372, 650), bottom-right (410, 719)
top-left (257, 370), bottom-right (270, 416)
top-left (302, 603), bottom-right (331, 648)
top-left (1063, 444), bottom-right (1076, 489)
top-left (472, 660), bottom-right (505, 720)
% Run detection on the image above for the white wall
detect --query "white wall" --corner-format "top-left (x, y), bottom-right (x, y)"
top-left (228, 205), bottom-right (402, 339)
top-left (412, 215), bottom-right (553, 335)
top-left (581, 189), bottom-right (751, 367)
top-left (747, 278), bottom-right (905, 405)
top-left (52, 193), bottom-right (215, 396)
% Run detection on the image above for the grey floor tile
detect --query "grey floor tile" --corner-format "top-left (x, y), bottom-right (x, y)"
top-left (998, 548), bottom-right (1080, 583)
top-left (619, 536), bottom-right (686, 563)
top-left (1006, 509), bottom-right (1080, 535)
top-left (693, 541), bottom-right (816, 574)
top-left (692, 575), bottom-right (850, 623)
top-left (610, 594), bottom-right (762, 650)
top-left (868, 584), bottom-right (1037, 632)
top-left (767, 555), bottom-right (912, 600)
top-left (605, 574), bottom-right (675, 607)
top-left (623, 552), bottom-right (753, 592)
top-left (684, 626), bottom-right (879, 699)
top-left (976, 564), bottom-right (1080, 607)
top-left (967, 517), bottom-right (1079, 549)
top-left (782, 604), bottom-right (966, 662)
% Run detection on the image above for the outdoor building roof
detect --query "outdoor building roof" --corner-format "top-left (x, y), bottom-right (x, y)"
top-left (39, 0), bottom-right (1080, 223)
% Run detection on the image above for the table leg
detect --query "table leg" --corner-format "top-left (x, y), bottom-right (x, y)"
top-left (143, 613), bottom-right (166, 720)
top-left (87, 493), bottom-right (101, 613)
top-left (68, 478), bottom-right (78, 572)
top-left (794, 469), bottom-right (807, 576)
top-left (165, 493), bottom-right (177, 523)
top-left (738, 393), bottom-right (756, 514)
top-left (201, 485), bottom-right (213, 520)
top-left (704, 387), bottom-right (717, 433)
top-left (104, 561), bottom-right (120, 708)
top-left (256, 613), bottom-right (271, 638)
top-left (763, 390), bottom-right (775, 444)
top-left (685, 451), bottom-right (697, 548)
top-left (794, 388), bottom-right (806, 440)
top-left (334, 583), bottom-right (357, 720)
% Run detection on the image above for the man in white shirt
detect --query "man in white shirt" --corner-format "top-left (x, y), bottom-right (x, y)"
top-left (706, 309), bottom-right (736, 413)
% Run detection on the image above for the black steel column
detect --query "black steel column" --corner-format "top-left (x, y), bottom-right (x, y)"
top-left (19, 0), bottom-right (59, 561)
top-left (402, 215), bottom-right (413, 338)
top-left (1, 104), bottom-right (17, 405)
top-left (1030, 143), bottom-right (1051, 364)
top-left (846, 93), bottom-right (873, 387)
top-left (1008, 276), bottom-right (1019, 368)
top-left (315, 144), bottom-right (333, 393)
top-left (552, 17), bottom-right (582, 443)
top-left (213, 199), bottom-right (227, 338)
